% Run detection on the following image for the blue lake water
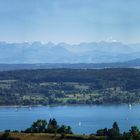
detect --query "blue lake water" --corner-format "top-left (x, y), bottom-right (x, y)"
top-left (0, 105), bottom-right (140, 134)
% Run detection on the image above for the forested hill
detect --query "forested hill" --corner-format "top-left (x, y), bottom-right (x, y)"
top-left (0, 68), bottom-right (139, 89)
top-left (0, 68), bottom-right (140, 105)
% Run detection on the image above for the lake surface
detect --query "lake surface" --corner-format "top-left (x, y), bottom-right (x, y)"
top-left (0, 105), bottom-right (140, 134)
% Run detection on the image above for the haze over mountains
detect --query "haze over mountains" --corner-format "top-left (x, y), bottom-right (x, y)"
top-left (0, 41), bottom-right (140, 64)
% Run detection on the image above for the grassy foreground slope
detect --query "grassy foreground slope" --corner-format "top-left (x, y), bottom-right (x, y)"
top-left (5, 133), bottom-right (105, 140)
top-left (0, 120), bottom-right (140, 140)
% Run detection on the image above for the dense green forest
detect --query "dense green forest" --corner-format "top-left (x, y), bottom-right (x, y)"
top-left (0, 68), bottom-right (139, 105)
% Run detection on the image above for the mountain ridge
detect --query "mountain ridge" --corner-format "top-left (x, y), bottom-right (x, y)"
top-left (0, 41), bottom-right (140, 63)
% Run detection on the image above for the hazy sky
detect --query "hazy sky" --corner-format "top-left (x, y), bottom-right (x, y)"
top-left (0, 0), bottom-right (139, 44)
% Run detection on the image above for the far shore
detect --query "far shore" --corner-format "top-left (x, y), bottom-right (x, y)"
top-left (0, 103), bottom-right (137, 108)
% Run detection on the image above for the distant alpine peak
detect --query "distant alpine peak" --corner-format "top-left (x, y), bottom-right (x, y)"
top-left (0, 41), bottom-right (139, 64)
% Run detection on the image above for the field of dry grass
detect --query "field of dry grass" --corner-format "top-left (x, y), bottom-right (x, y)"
top-left (0, 133), bottom-right (106, 140)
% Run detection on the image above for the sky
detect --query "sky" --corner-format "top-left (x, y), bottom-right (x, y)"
top-left (0, 0), bottom-right (140, 44)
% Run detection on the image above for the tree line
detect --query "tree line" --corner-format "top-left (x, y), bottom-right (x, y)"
top-left (2, 119), bottom-right (140, 140)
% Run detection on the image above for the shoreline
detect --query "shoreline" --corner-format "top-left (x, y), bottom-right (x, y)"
top-left (0, 103), bottom-right (137, 108)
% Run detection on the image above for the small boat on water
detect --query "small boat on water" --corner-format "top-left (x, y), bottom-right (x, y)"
top-left (49, 113), bottom-right (51, 117)
top-left (78, 122), bottom-right (81, 126)
top-left (29, 106), bottom-right (32, 111)
top-left (15, 107), bottom-right (18, 112)
top-left (128, 104), bottom-right (132, 110)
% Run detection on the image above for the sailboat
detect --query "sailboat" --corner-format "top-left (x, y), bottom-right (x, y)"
top-left (78, 122), bottom-right (81, 126)
top-left (29, 106), bottom-right (32, 111)
top-left (15, 107), bottom-right (18, 112)
top-left (128, 104), bottom-right (132, 110)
